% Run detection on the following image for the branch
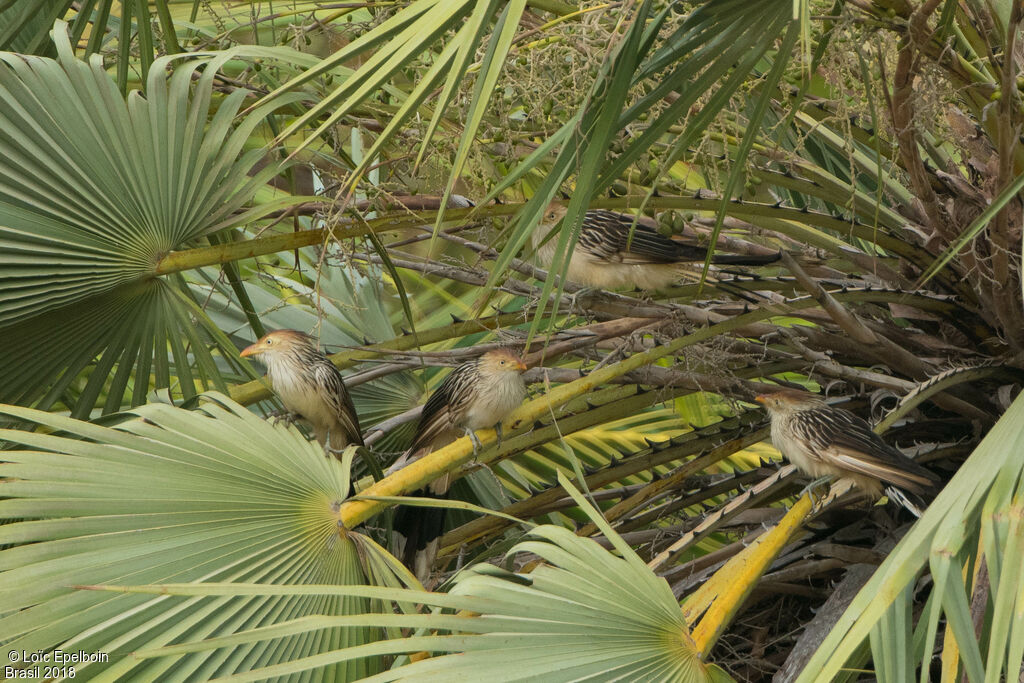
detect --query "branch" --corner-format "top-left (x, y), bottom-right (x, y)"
top-left (363, 405), bottom-right (422, 447)
top-left (154, 204), bottom-right (521, 276)
top-left (574, 431), bottom-right (771, 538)
top-left (649, 465), bottom-right (801, 571)
top-left (438, 411), bottom-right (769, 555)
top-left (689, 494), bottom-right (815, 655)
top-left (780, 252), bottom-right (937, 381)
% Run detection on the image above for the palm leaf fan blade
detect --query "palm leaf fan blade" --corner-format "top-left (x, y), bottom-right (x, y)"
top-left (0, 395), bottom-right (383, 679)
top-left (0, 25), bottom-right (297, 415)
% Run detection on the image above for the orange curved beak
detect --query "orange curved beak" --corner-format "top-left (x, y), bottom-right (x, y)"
top-left (239, 343), bottom-right (259, 358)
top-left (754, 395), bottom-right (767, 404)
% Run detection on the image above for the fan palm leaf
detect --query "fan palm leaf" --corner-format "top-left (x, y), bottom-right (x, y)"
top-left (0, 393), bottom-right (403, 680)
top-left (82, 477), bottom-right (735, 682)
top-left (0, 24), bottom-right (301, 416)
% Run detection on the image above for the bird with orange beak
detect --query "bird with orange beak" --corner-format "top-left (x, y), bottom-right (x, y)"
top-left (390, 348), bottom-right (529, 580)
top-left (240, 329), bottom-right (362, 456)
top-left (755, 389), bottom-right (938, 516)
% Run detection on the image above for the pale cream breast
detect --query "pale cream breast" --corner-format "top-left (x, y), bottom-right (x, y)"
top-left (771, 416), bottom-right (826, 478)
top-left (461, 373), bottom-right (527, 431)
top-left (535, 237), bottom-right (680, 290)
top-left (266, 362), bottom-right (334, 429)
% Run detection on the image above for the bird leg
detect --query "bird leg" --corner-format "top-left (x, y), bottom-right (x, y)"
top-left (567, 287), bottom-right (598, 315)
top-left (800, 475), bottom-right (834, 507)
top-left (455, 543), bottom-right (467, 572)
top-left (322, 428), bottom-right (347, 459)
top-left (463, 427), bottom-right (483, 457)
top-left (494, 422), bottom-right (504, 451)
top-left (271, 410), bottom-right (301, 427)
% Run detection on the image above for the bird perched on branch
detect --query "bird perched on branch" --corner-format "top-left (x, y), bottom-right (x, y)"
top-left (530, 201), bottom-right (780, 291)
top-left (755, 389), bottom-right (939, 516)
top-left (391, 348), bottom-right (528, 581)
top-left (240, 330), bottom-right (363, 455)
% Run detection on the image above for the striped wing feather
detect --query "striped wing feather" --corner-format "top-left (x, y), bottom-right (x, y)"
top-left (578, 210), bottom-right (708, 265)
top-left (793, 408), bottom-right (937, 493)
top-left (407, 360), bottom-right (478, 455)
top-left (311, 360), bottom-right (363, 446)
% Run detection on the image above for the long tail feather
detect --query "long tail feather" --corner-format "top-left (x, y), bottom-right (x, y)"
top-left (711, 250), bottom-right (782, 266)
top-left (393, 488), bottom-right (449, 582)
top-left (885, 486), bottom-right (926, 518)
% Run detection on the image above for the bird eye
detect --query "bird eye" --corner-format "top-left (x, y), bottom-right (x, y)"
top-left (265, 339), bottom-right (272, 345)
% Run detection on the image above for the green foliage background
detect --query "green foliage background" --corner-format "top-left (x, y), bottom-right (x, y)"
top-left (1, 1), bottom-right (1023, 680)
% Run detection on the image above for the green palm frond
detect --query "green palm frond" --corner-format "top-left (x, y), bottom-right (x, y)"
top-left (0, 25), bottom-right (300, 416)
top-left (0, 2), bottom-right (184, 75)
top-left (80, 477), bottom-right (734, 682)
top-left (0, 393), bottom-right (405, 680)
top-left (0, 1), bottom-right (71, 54)
top-left (500, 407), bottom-right (689, 499)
